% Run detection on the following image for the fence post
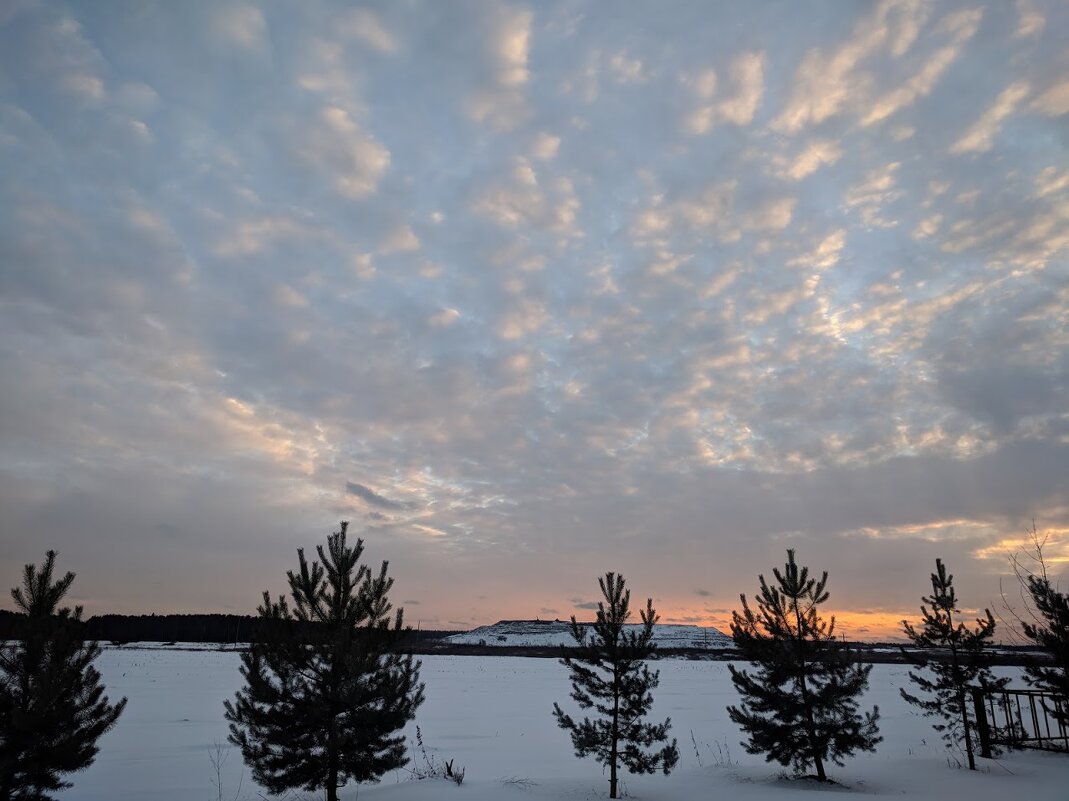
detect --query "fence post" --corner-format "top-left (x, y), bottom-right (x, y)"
top-left (972, 688), bottom-right (992, 759)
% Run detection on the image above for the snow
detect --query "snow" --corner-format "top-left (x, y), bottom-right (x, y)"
top-left (60, 648), bottom-right (1069, 801)
top-left (444, 620), bottom-right (732, 649)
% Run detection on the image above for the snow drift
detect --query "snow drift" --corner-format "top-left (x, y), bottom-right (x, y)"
top-left (444, 619), bottom-right (732, 649)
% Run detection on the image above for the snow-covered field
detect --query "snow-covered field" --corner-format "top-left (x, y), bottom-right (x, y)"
top-left (61, 647), bottom-right (1069, 801)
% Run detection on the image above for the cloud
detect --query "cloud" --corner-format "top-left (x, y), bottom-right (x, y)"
top-left (782, 139), bottom-right (843, 181)
top-left (938, 364), bottom-right (1065, 434)
top-left (412, 523), bottom-right (449, 538)
top-left (951, 82), bottom-right (1031, 154)
top-left (60, 72), bottom-right (105, 102)
top-left (466, 5), bottom-right (532, 130)
top-left (297, 38), bottom-right (359, 98)
top-left (339, 8), bottom-right (397, 54)
top-left (1031, 79), bottom-right (1069, 117)
top-left (428, 308), bottom-right (461, 328)
top-left (493, 7), bottom-right (531, 88)
top-left (115, 82), bottom-right (157, 110)
top-left (272, 284), bottom-right (307, 309)
top-left (498, 299), bottom-right (548, 341)
top-left (744, 197), bottom-right (796, 231)
top-left (773, 0), bottom-right (931, 134)
top-left (345, 482), bottom-right (406, 510)
top-left (631, 180), bottom-right (738, 243)
top-left (379, 224), bottom-right (420, 254)
top-left (2, 0), bottom-right (1067, 635)
top-left (787, 229), bottom-right (846, 270)
top-left (1034, 167), bottom-right (1069, 199)
top-left (13, 13), bottom-right (112, 104)
top-left (531, 132), bottom-right (560, 161)
top-left (718, 52), bottom-right (765, 125)
top-left (472, 158), bottom-right (580, 237)
top-left (213, 216), bottom-right (315, 258)
top-left (608, 52), bottom-right (647, 84)
top-left (684, 51), bottom-right (764, 133)
top-left (844, 162), bottom-right (902, 227)
top-left (1015, 0), bottom-right (1046, 37)
top-left (297, 106), bottom-right (391, 198)
top-left (214, 4), bottom-right (267, 51)
top-left (859, 8), bottom-right (983, 127)
top-left (912, 213), bottom-right (943, 239)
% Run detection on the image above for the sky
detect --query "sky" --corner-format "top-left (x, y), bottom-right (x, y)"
top-left (1, 0), bottom-right (1067, 640)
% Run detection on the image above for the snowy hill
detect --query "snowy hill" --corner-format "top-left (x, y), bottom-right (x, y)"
top-left (444, 619), bottom-right (731, 649)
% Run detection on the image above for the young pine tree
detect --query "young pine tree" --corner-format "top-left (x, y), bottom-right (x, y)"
top-left (900, 558), bottom-right (1008, 770)
top-left (1021, 576), bottom-right (1069, 725)
top-left (1021, 573), bottom-right (1069, 722)
top-left (1006, 525), bottom-right (1069, 726)
top-left (0, 551), bottom-right (126, 801)
top-left (225, 523), bottom-right (424, 801)
top-left (728, 549), bottom-right (880, 782)
top-left (552, 572), bottom-right (679, 800)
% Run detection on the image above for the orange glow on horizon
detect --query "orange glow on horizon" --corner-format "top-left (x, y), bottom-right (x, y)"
top-left (655, 607), bottom-right (917, 643)
top-left (438, 592), bottom-right (924, 642)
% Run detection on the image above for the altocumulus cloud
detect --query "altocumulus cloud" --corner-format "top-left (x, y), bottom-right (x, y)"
top-left (0, 0), bottom-right (1067, 637)
top-left (345, 482), bottom-right (408, 511)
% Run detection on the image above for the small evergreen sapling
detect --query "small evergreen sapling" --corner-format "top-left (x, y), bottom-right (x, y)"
top-left (728, 549), bottom-right (880, 782)
top-left (1005, 524), bottom-right (1069, 725)
top-left (900, 558), bottom-right (1008, 770)
top-left (1021, 575), bottom-right (1069, 725)
top-left (552, 572), bottom-right (679, 799)
top-left (225, 522), bottom-right (424, 801)
top-left (0, 551), bottom-right (126, 801)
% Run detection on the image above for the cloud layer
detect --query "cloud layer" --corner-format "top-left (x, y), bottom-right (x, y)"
top-left (1, 0), bottom-right (1067, 637)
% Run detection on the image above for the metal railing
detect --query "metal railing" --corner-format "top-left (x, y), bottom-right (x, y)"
top-left (972, 687), bottom-right (1069, 757)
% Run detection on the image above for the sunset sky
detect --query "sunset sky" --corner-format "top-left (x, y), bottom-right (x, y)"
top-left (1, 0), bottom-right (1067, 640)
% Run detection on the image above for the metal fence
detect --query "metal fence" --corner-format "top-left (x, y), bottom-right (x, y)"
top-left (972, 687), bottom-right (1069, 757)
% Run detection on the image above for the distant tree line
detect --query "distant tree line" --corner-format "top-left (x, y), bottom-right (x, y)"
top-left (0, 610), bottom-right (453, 646)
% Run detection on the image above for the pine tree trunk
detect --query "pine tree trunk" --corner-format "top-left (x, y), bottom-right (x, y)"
top-left (610, 671), bottom-right (620, 799)
top-left (812, 744), bottom-right (826, 781)
top-left (946, 611), bottom-right (976, 771)
top-left (327, 709), bottom-right (339, 801)
top-left (799, 671), bottom-right (826, 781)
top-left (794, 600), bottom-right (826, 781)
top-left (959, 686), bottom-right (976, 771)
